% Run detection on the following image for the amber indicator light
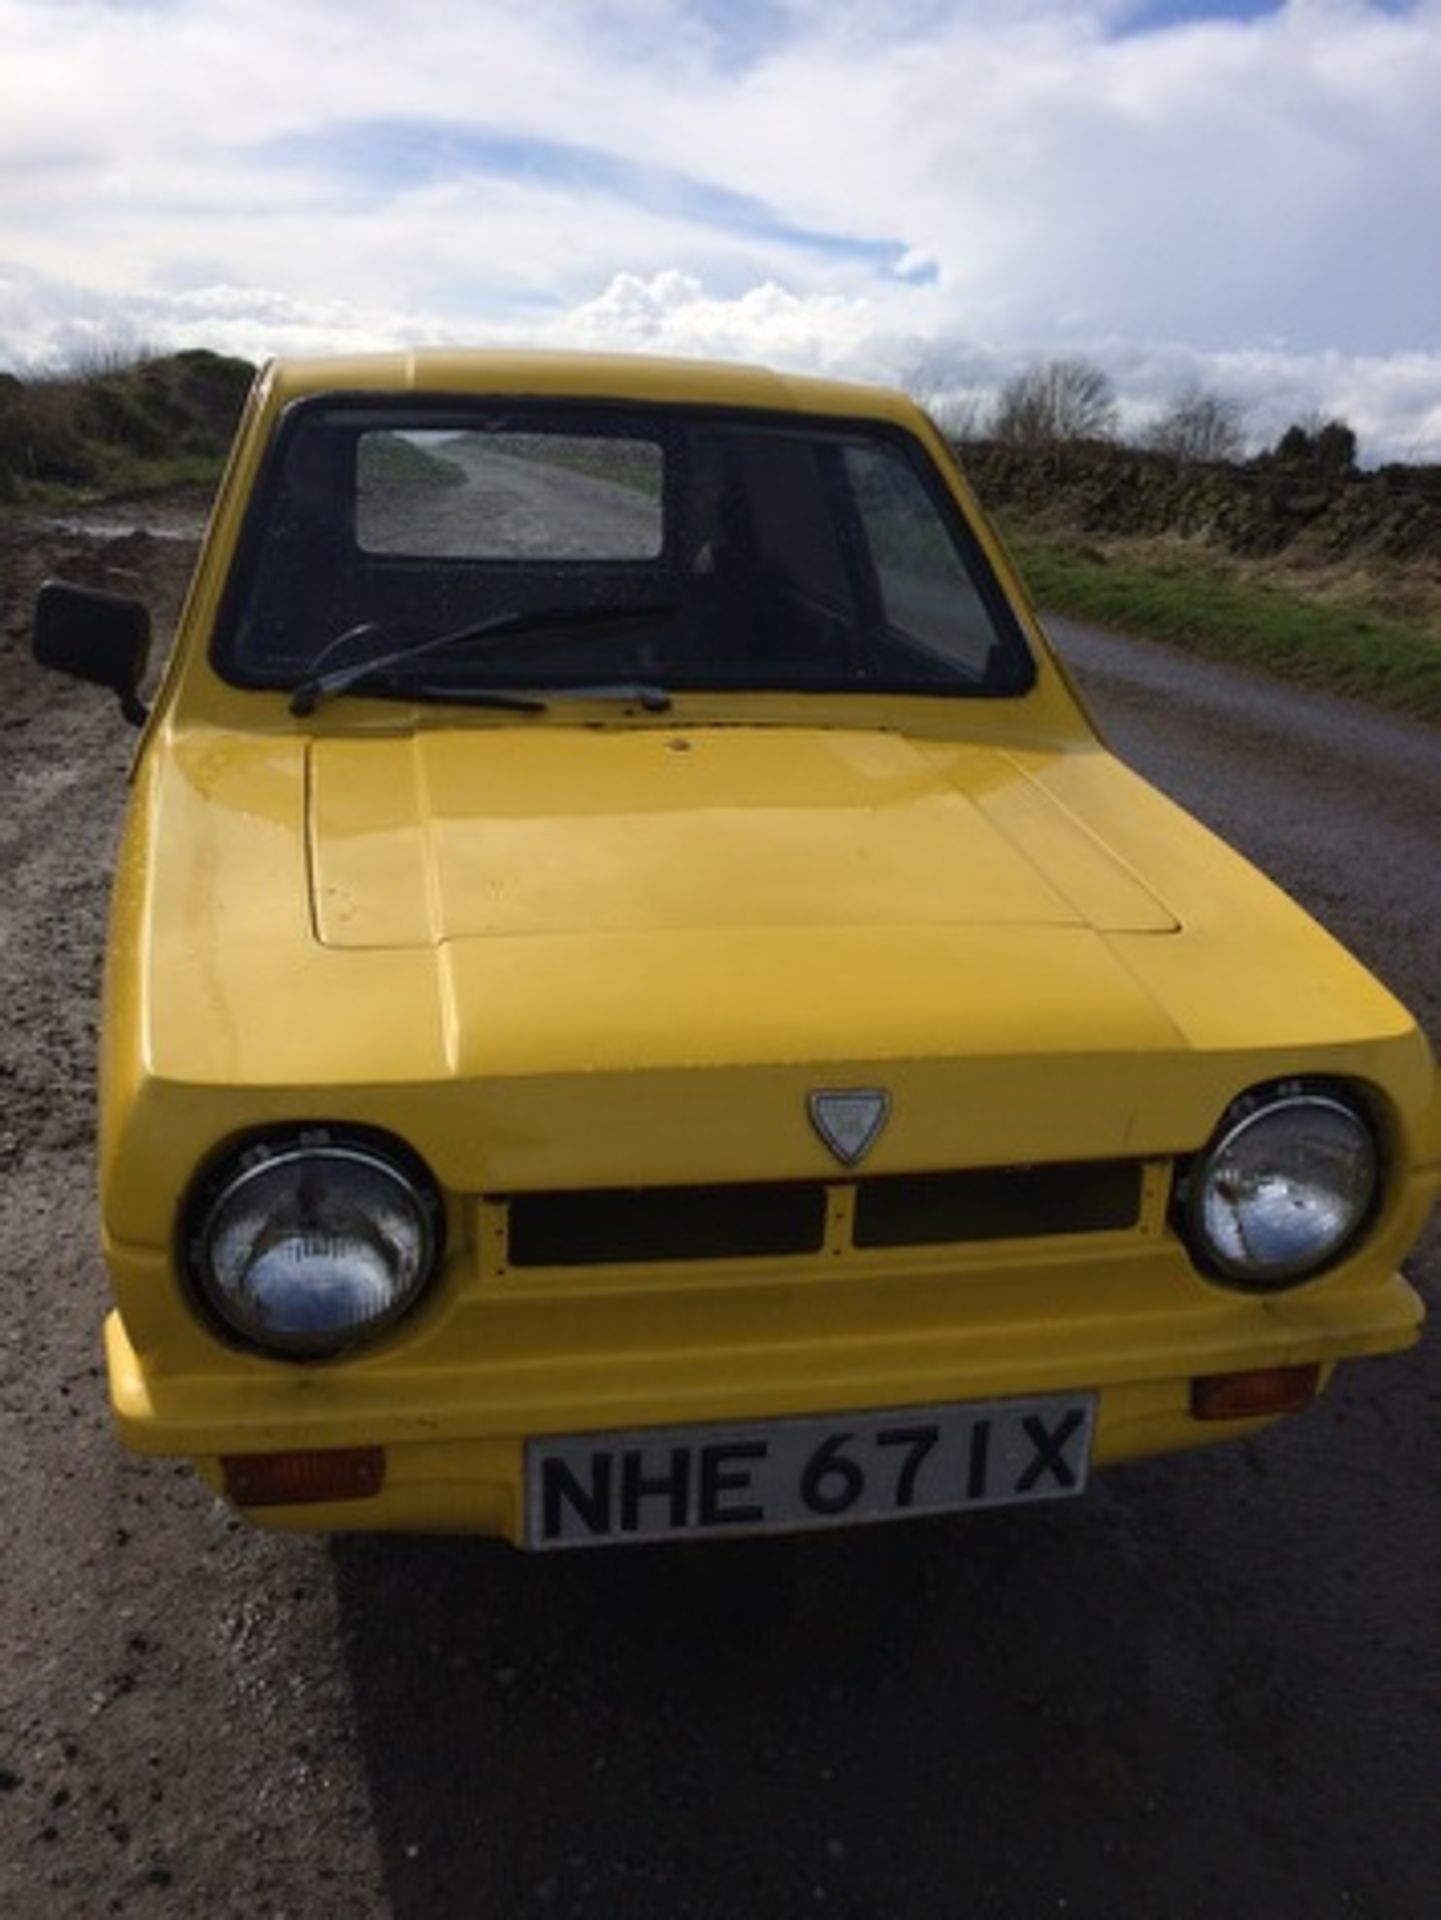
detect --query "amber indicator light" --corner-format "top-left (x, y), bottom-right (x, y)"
top-left (1191, 1364), bottom-right (1322, 1421)
top-left (222, 1446), bottom-right (386, 1506)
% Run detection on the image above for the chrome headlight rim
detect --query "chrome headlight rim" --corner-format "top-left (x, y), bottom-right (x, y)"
top-left (1180, 1078), bottom-right (1381, 1291)
top-left (180, 1125), bottom-right (445, 1361)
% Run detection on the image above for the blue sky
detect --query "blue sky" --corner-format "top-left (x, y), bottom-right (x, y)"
top-left (1, 0), bottom-right (1438, 457)
top-left (259, 120), bottom-right (924, 278)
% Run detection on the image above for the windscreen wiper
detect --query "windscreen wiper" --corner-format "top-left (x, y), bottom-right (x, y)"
top-left (289, 603), bottom-right (676, 715)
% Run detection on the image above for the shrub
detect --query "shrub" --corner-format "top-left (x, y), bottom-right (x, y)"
top-left (1268, 417), bottom-right (1359, 477)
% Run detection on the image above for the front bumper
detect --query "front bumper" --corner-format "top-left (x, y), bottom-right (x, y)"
top-left (106, 1255), bottom-right (1423, 1541)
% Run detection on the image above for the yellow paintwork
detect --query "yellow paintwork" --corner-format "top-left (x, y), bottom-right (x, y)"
top-left (94, 349), bottom-right (1439, 1539)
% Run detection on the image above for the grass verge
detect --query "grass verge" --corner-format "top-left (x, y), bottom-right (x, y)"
top-left (9, 453), bottom-right (224, 511)
top-left (1006, 530), bottom-right (1441, 723)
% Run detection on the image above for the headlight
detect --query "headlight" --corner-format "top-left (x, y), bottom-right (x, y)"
top-left (185, 1131), bottom-right (442, 1357)
top-left (1183, 1082), bottom-right (1378, 1288)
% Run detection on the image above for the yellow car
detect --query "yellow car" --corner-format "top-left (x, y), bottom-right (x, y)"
top-left (34, 351), bottom-right (1438, 1546)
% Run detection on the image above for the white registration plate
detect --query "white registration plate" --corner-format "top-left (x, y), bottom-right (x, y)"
top-left (525, 1393), bottom-right (1095, 1550)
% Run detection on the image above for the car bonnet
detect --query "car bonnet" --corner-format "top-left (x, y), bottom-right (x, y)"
top-left (305, 725), bottom-right (1179, 951)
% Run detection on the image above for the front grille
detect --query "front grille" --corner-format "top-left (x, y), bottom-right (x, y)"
top-left (853, 1161), bottom-right (1143, 1248)
top-left (500, 1159), bottom-right (1146, 1269)
top-left (506, 1182), bottom-right (828, 1267)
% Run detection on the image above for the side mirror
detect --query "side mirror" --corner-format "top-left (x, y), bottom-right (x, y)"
top-left (33, 580), bottom-right (152, 727)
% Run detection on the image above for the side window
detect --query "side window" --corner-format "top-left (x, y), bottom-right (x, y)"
top-left (843, 443), bottom-right (998, 677)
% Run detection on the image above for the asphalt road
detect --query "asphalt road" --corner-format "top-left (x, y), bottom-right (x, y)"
top-left (1, 526), bottom-right (1437, 1919)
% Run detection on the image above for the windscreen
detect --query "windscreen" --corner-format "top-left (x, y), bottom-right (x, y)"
top-left (214, 401), bottom-right (1035, 700)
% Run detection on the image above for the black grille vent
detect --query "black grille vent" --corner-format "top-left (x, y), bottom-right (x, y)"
top-left (506, 1182), bottom-right (828, 1268)
top-left (853, 1162), bottom-right (1143, 1248)
top-left (501, 1161), bottom-right (1145, 1269)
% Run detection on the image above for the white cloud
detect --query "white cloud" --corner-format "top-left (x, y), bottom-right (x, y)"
top-left (1, 0), bottom-right (1439, 458)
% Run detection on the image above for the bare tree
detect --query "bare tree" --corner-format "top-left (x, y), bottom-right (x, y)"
top-left (926, 392), bottom-right (992, 444)
top-left (1149, 384), bottom-right (1247, 462)
top-left (991, 360), bottom-right (1117, 445)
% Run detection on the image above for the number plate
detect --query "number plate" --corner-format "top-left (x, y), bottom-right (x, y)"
top-left (525, 1392), bottom-right (1095, 1550)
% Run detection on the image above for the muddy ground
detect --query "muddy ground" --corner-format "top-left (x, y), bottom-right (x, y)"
top-left (1, 508), bottom-right (1437, 1919)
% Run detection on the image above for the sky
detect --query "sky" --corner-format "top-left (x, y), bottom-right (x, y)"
top-left (1, 0), bottom-right (1439, 459)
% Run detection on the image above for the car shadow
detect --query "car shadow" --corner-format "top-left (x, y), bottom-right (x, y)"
top-left (329, 1455), bottom-right (1318, 1920)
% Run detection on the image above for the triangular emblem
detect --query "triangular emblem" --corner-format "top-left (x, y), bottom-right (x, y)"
top-left (808, 1089), bottom-right (891, 1167)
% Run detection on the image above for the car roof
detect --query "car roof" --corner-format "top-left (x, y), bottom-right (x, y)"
top-left (259, 349), bottom-right (924, 429)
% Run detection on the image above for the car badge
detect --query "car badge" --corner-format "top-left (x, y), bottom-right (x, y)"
top-left (808, 1089), bottom-right (891, 1167)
